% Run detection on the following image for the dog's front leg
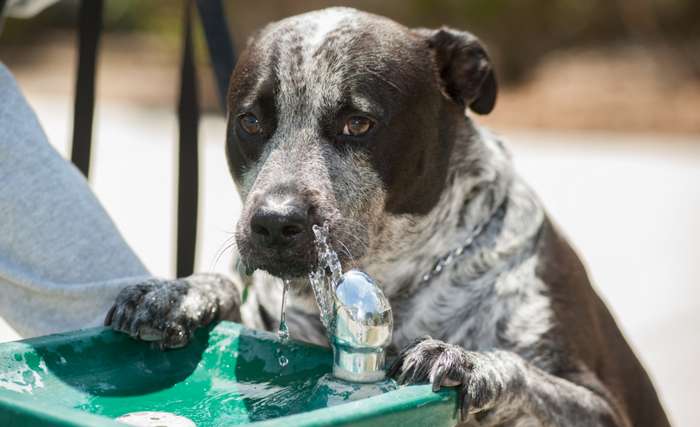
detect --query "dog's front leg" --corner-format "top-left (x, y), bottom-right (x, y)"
top-left (105, 273), bottom-right (241, 349)
top-left (389, 337), bottom-right (628, 426)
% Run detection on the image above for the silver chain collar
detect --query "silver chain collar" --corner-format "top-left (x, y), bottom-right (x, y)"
top-left (419, 203), bottom-right (506, 284)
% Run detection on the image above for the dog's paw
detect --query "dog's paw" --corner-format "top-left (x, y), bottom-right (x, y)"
top-left (388, 337), bottom-right (508, 421)
top-left (104, 274), bottom-right (239, 349)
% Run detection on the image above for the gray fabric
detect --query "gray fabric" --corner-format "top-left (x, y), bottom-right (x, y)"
top-left (4, 0), bottom-right (61, 19)
top-left (0, 62), bottom-right (152, 338)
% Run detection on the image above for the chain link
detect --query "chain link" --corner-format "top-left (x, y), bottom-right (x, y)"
top-left (419, 204), bottom-right (506, 284)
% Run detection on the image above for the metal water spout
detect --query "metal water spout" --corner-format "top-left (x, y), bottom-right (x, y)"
top-left (330, 270), bottom-right (393, 383)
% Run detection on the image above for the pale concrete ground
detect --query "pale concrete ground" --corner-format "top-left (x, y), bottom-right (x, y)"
top-left (1, 93), bottom-right (698, 425)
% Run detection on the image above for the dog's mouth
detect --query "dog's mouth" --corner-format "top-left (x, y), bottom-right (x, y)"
top-left (242, 248), bottom-right (316, 279)
top-left (238, 226), bottom-right (356, 281)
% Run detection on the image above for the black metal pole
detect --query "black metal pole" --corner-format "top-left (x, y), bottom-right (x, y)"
top-left (0, 0), bottom-right (7, 35)
top-left (195, 0), bottom-right (236, 112)
top-left (70, 0), bottom-right (103, 178)
top-left (176, 0), bottom-right (200, 277)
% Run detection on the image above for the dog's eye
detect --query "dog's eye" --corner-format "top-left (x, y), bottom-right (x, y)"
top-left (342, 116), bottom-right (374, 137)
top-left (238, 113), bottom-right (261, 136)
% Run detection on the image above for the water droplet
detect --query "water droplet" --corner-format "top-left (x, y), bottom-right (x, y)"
top-left (277, 322), bottom-right (289, 342)
top-left (278, 355), bottom-right (288, 368)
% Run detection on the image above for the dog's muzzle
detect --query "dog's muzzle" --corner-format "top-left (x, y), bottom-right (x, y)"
top-left (241, 189), bottom-right (318, 277)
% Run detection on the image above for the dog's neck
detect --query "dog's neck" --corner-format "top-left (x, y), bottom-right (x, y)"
top-left (362, 118), bottom-right (517, 296)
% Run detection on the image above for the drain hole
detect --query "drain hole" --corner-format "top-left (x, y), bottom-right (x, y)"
top-left (116, 411), bottom-right (196, 427)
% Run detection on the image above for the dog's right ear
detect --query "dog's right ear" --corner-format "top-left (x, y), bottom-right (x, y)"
top-left (416, 27), bottom-right (498, 115)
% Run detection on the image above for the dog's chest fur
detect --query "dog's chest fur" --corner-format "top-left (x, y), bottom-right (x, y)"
top-left (390, 247), bottom-right (551, 357)
top-left (374, 180), bottom-right (553, 366)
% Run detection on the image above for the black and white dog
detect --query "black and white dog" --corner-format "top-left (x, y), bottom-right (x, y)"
top-left (106, 8), bottom-right (670, 426)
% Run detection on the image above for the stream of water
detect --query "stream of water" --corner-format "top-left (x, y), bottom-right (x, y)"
top-left (276, 222), bottom-right (342, 368)
top-left (276, 222), bottom-right (343, 368)
top-left (277, 280), bottom-right (290, 343)
top-left (277, 223), bottom-right (343, 342)
top-left (308, 223), bottom-right (343, 336)
top-left (277, 279), bottom-right (291, 368)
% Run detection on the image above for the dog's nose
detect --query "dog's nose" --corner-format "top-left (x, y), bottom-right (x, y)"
top-left (250, 194), bottom-right (311, 248)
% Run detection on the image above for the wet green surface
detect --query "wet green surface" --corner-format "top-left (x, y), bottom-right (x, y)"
top-left (0, 322), bottom-right (458, 426)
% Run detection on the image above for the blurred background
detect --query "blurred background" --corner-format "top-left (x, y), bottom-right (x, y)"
top-left (1, 1), bottom-right (698, 425)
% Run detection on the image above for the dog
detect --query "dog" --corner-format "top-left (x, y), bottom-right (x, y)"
top-left (105, 8), bottom-right (670, 426)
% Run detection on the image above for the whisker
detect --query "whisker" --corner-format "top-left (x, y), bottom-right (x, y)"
top-left (335, 238), bottom-right (358, 269)
top-left (209, 234), bottom-right (238, 272)
top-left (332, 216), bottom-right (370, 235)
top-left (334, 232), bottom-right (367, 254)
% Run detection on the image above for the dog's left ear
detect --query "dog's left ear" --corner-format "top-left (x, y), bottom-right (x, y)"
top-left (418, 27), bottom-right (497, 115)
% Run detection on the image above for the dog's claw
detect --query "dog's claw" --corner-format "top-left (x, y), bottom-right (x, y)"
top-left (104, 305), bottom-right (116, 326)
top-left (431, 363), bottom-right (447, 392)
top-left (398, 361), bottom-right (413, 384)
top-left (387, 358), bottom-right (401, 379)
top-left (390, 337), bottom-right (506, 422)
top-left (460, 384), bottom-right (471, 421)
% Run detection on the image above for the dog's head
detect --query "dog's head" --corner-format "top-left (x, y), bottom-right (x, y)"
top-left (227, 8), bottom-right (497, 280)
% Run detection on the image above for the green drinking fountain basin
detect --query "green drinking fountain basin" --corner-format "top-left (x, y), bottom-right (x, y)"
top-left (0, 321), bottom-right (458, 426)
